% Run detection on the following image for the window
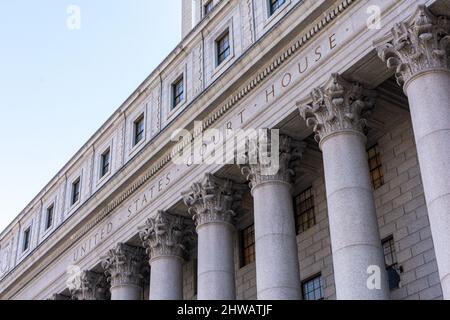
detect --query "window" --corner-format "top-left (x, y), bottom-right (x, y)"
top-left (46, 204), bottom-right (54, 230)
top-left (71, 178), bottom-right (81, 205)
top-left (294, 187), bottom-right (315, 234)
top-left (172, 77), bottom-right (184, 108)
top-left (100, 148), bottom-right (111, 178)
top-left (133, 115), bottom-right (145, 146)
top-left (302, 274), bottom-right (323, 300)
top-left (368, 144), bottom-right (384, 189)
top-left (269, 0), bottom-right (286, 16)
top-left (216, 30), bottom-right (230, 66)
top-left (241, 224), bottom-right (255, 267)
top-left (23, 227), bottom-right (31, 252)
top-left (382, 236), bottom-right (401, 290)
top-left (204, 0), bottom-right (213, 15)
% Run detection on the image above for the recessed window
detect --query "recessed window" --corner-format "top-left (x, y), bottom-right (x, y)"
top-left (204, 0), bottom-right (214, 15)
top-left (294, 187), bottom-right (316, 234)
top-left (302, 274), bottom-right (323, 300)
top-left (382, 236), bottom-right (401, 290)
top-left (216, 30), bottom-right (230, 66)
top-left (71, 178), bottom-right (81, 205)
top-left (269, 0), bottom-right (286, 16)
top-left (133, 115), bottom-right (145, 146)
top-left (241, 224), bottom-right (255, 267)
top-left (368, 144), bottom-right (384, 189)
top-left (23, 227), bottom-right (31, 252)
top-left (100, 148), bottom-right (111, 178)
top-left (45, 204), bottom-right (54, 230)
top-left (172, 77), bottom-right (184, 108)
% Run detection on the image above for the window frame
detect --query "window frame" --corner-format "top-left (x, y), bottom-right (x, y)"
top-left (71, 177), bottom-right (81, 206)
top-left (367, 144), bottom-right (385, 190)
top-left (301, 273), bottom-right (324, 300)
top-left (204, 0), bottom-right (214, 16)
top-left (240, 224), bottom-right (256, 268)
top-left (133, 114), bottom-right (145, 147)
top-left (22, 227), bottom-right (31, 253)
top-left (45, 204), bottom-right (55, 230)
top-left (293, 187), bottom-right (316, 234)
top-left (268, 0), bottom-right (286, 16)
top-left (382, 235), bottom-right (401, 290)
top-left (100, 148), bottom-right (111, 178)
top-left (172, 76), bottom-right (185, 109)
top-left (216, 29), bottom-right (231, 66)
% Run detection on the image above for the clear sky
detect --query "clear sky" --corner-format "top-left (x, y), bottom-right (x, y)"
top-left (0, 1), bottom-right (182, 232)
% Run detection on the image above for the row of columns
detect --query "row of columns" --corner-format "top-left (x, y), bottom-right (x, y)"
top-left (66, 5), bottom-right (450, 300)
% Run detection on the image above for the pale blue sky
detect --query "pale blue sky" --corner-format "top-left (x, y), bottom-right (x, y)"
top-left (0, 1), bottom-right (182, 232)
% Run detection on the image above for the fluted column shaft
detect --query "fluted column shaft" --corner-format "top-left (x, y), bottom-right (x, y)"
top-left (377, 5), bottom-right (450, 299)
top-left (183, 173), bottom-right (242, 300)
top-left (242, 134), bottom-right (304, 300)
top-left (299, 74), bottom-right (389, 300)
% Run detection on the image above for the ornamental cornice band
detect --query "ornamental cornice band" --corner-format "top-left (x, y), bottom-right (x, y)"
top-left (139, 211), bottom-right (194, 261)
top-left (297, 73), bottom-right (376, 145)
top-left (182, 174), bottom-right (245, 227)
top-left (241, 134), bottom-right (306, 190)
top-left (377, 5), bottom-right (450, 87)
top-left (100, 243), bottom-right (145, 288)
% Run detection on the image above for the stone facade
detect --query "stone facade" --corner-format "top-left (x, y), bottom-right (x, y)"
top-left (0, 0), bottom-right (449, 300)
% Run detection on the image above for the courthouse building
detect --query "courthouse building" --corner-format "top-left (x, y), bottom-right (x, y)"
top-left (1, 0), bottom-right (450, 300)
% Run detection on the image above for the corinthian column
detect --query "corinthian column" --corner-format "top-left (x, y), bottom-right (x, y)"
top-left (183, 174), bottom-right (243, 300)
top-left (298, 74), bottom-right (389, 300)
top-left (101, 243), bottom-right (145, 300)
top-left (69, 270), bottom-right (108, 300)
top-left (139, 210), bottom-right (193, 300)
top-left (377, 5), bottom-right (450, 299)
top-left (241, 134), bottom-right (304, 300)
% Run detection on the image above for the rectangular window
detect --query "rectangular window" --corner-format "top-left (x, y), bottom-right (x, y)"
top-left (382, 236), bottom-right (401, 290)
top-left (241, 224), bottom-right (255, 267)
top-left (100, 148), bottom-right (111, 178)
top-left (368, 144), bottom-right (384, 189)
top-left (133, 115), bottom-right (145, 146)
top-left (23, 227), bottom-right (31, 252)
top-left (172, 77), bottom-right (184, 108)
top-left (46, 204), bottom-right (54, 230)
top-left (302, 274), bottom-right (323, 300)
top-left (269, 0), bottom-right (286, 16)
top-left (294, 187), bottom-right (316, 234)
top-left (216, 30), bottom-right (230, 66)
top-left (204, 0), bottom-right (214, 15)
top-left (71, 178), bottom-right (81, 205)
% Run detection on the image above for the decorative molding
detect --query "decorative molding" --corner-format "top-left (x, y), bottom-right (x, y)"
top-left (377, 5), bottom-right (450, 87)
top-left (297, 73), bottom-right (376, 145)
top-left (100, 243), bottom-right (145, 288)
top-left (241, 134), bottom-right (306, 190)
top-left (182, 173), bottom-right (246, 227)
top-left (69, 270), bottom-right (108, 301)
top-left (139, 211), bottom-right (194, 261)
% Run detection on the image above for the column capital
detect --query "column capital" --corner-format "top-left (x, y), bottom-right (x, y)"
top-left (69, 270), bottom-right (108, 300)
top-left (182, 173), bottom-right (245, 227)
top-left (101, 243), bottom-right (145, 288)
top-left (139, 210), bottom-right (194, 261)
top-left (377, 5), bottom-right (450, 88)
top-left (297, 73), bottom-right (376, 146)
top-left (240, 134), bottom-right (306, 190)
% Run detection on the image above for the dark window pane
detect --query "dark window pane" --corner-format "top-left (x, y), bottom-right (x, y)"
top-left (172, 77), bottom-right (184, 108)
top-left (134, 116), bottom-right (145, 145)
top-left (302, 275), bottom-right (323, 300)
top-left (72, 179), bottom-right (81, 205)
top-left (294, 187), bottom-right (316, 234)
top-left (382, 236), bottom-right (401, 290)
top-left (367, 144), bottom-right (384, 189)
top-left (241, 224), bottom-right (255, 267)
top-left (101, 149), bottom-right (111, 177)
top-left (23, 228), bottom-right (31, 252)
top-left (217, 31), bottom-right (230, 65)
top-left (46, 205), bottom-right (54, 230)
top-left (269, 0), bottom-right (286, 16)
